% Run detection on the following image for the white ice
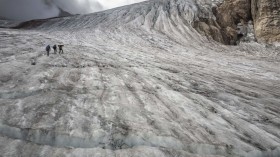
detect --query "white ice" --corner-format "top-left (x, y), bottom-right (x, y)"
top-left (0, 0), bottom-right (280, 156)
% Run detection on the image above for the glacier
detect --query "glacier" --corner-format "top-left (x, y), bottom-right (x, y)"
top-left (0, 0), bottom-right (280, 156)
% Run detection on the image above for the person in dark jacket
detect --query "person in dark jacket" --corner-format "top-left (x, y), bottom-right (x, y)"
top-left (58, 45), bottom-right (64, 54)
top-left (46, 45), bottom-right (51, 56)
top-left (53, 45), bottom-right (57, 54)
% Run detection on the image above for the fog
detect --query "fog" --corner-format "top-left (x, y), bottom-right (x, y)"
top-left (0, 0), bottom-right (146, 21)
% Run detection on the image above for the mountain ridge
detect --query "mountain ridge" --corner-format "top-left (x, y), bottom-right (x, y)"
top-left (14, 0), bottom-right (279, 45)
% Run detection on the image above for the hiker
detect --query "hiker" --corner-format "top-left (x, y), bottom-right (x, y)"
top-left (53, 45), bottom-right (57, 54)
top-left (58, 45), bottom-right (64, 54)
top-left (46, 45), bottom-right (51, 56)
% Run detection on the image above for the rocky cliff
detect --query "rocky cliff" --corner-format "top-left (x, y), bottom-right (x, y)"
top-left (251, 0), bottom-right (280, 43)
top-left (194, 0), bottom-right (279, 45)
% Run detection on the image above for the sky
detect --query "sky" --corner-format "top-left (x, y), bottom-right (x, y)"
top-left (0, 0), bottom-right (146, 21)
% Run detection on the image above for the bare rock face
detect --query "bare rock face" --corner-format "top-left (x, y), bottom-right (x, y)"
top-left (251, 0), bottom-right (280, 43)
top-left (193, 0), bottom-right (252, 45)
top-left (216, 0), bottom-right (251, 27)
top-left (194, 0), bottom-right (279, 45)
top-left (193, 18), bottom-right (225, 43)
top-left (215, 0), bottom-right (252, 44)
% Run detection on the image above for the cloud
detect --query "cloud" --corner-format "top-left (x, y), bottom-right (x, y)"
top-left (54, 0), bottom-right (103, 14)
top-left (0, 0), bottom-right (146, 21)
top-left (98, 0), bottom-right (146, 9)
top-left (0, 0), bottom-right (59, 21)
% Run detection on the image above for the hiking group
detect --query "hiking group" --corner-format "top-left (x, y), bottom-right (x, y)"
top-left (46, 44), bottom-right (64, 56)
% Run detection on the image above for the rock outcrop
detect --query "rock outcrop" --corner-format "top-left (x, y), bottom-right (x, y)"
top-left (215, 0), bottom-right (252, 44)
top-left (251, 0), bottom-right (280, 43)
top-left (193, 0), bottom-right (253, 45)
top-left (194, 0), bottom-right (279, 45)
top-left (193, 18), bottom-right (225, 43)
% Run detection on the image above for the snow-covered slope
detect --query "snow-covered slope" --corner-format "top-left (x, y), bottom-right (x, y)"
top-left (0, 0), bottom-right (280, 157)
top-left (16, 0), bottom-right (218, 44)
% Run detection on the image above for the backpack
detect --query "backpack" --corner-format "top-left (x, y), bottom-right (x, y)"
top-left (58, 45), bottom-right (64, 50)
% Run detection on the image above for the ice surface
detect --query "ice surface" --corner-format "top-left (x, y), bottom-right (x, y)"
top-left (0, 0), bottom-right (280, 156)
